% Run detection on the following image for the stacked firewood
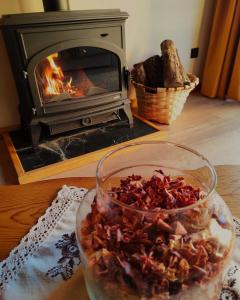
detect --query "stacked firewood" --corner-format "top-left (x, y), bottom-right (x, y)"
top-left (131, 40), bottom-right (190, 88)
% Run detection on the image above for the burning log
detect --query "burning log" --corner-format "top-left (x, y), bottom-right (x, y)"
top-left (77, 69), bottom-right (94, 95)
top-left (36, 52), bottom-right (94, 102)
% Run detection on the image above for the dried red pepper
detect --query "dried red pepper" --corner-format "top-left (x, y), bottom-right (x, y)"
top-left (80, 170), bottom-right (229, 298)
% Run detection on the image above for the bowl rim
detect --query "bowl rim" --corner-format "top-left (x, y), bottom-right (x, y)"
top-left (96, 140), bottom-right (217, 214)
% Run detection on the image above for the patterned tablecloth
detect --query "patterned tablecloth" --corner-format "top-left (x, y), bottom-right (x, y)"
top-left (0, 186), bottom-right (239, 300)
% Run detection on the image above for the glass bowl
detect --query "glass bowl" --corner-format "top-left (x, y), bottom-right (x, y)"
top-left (76, 141), bottom-right (235, 300)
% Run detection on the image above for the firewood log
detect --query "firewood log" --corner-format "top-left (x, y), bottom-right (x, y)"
top-left (143, 55), bottom-right (163, 87)
top-left (161, 40), bottom-right (190, 88)
top-left (131, 62), bottom-right (146, 84)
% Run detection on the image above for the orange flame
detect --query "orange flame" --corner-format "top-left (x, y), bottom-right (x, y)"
top-left (40, 52), bottom-right (94, 101)
top-left (43, 52), bottom-right (74, 97)
top-left (47, 53), bottom-right (63, 78)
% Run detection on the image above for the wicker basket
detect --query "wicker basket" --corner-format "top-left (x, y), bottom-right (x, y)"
top-left (132, 73), bottom-right (199, 124)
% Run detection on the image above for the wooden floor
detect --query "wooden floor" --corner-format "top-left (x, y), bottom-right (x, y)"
top-left (1, 92), bottom-right (240, 184)
top-left (160, 92), bottom-right (240, 165)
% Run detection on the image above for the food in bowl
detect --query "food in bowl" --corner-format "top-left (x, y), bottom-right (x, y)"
top-left (79, 169), bottom-right (234, 299)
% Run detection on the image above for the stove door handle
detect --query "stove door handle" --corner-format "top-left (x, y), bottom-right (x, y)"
top-left (123, 67), bottom-right (130, 90)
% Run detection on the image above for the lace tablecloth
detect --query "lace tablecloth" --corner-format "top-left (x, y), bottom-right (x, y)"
top-left (0, 186), bottom-right (240, 300)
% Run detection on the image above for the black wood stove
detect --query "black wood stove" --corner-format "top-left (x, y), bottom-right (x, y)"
top-left (1, 1), bottom-right (132, 149)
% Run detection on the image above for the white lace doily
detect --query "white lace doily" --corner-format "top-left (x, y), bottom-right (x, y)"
top-left (0, 185), bottom-right (87, 299)
top-left (0, 186), bottom-right (239, 300)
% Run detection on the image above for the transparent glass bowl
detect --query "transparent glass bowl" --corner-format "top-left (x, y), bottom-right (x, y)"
top-left (76, 141), bottom-right (235, 300)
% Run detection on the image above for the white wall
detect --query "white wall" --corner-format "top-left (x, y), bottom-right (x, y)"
top-left (149, 0), bottom-right (205, 73)
top-left (0, 0), bottom-right (214, 128)
top-left (70, 0), bottom-right (214, 73)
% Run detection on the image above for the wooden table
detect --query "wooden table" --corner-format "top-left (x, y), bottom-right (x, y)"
top-left (1, 165), bottom-right (240, 260)
top-left (0, 166), bottom-right (239, 299)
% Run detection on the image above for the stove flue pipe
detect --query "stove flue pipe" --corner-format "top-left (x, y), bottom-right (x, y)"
top-left (42, 0), bottom-right (70, 11)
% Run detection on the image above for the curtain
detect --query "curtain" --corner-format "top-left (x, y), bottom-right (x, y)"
top-left (201, 0), bottom-right (240, 101)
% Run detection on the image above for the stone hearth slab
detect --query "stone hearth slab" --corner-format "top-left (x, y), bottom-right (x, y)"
top-left (2, 116), bottom-right (166, 184)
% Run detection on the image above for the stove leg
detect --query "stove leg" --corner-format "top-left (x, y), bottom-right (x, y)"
top-left (29, 125), bottom-right (41, 150)
top-left (124, 102), bottom-right (133, 127)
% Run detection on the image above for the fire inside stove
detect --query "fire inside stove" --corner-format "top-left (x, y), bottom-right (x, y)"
top-left (35, 47), bottom-right (120, 104)
top-left (43, 53), bottom-right (85, 97)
